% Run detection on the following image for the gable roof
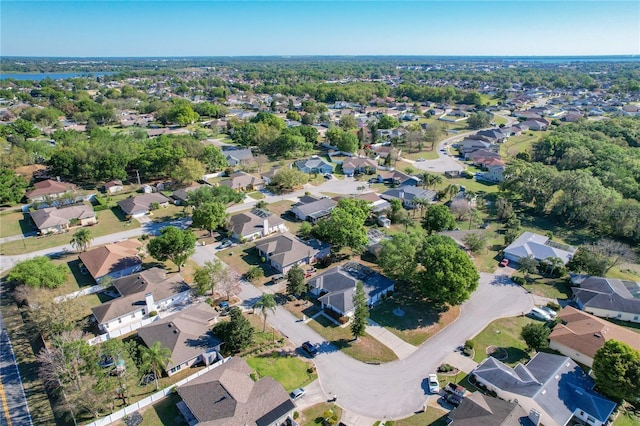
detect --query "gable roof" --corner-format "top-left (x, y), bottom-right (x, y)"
top-left (177, 357), bottom-right (294, 426)
top-left (220, 171), bottom-right (264, 190)
top-left (291, 197), bottom-right (337, 218)
top-left (381, 185), bottom-right (436, 202)
top-left (571, 275), bottom-right (640, 315)
top-left (503, 232), bottom-right (576, 264)
top-left (91, 268), bottom-right (190, 324)
top-left (293, 156), bottom-right (332, 171)
top-left (255, 232), bottom-right (328, 268)
top-left (448, 392), bottom-right (530, 426)
top-left (30, 204), bottom-right (95, 230)
top-left (223, 148), bottom-right (254, 162)
top-left (117, 193), bottom-right (171, 215)
top-left (228, 209), bottom-right (284, 238)
top-left (342, 157), bottom-right (377, 171)
top-left (550, 306), bottom-right (640, 359)
top-left (79, 239), bottom-right (143, 280)
top-left (473, 353), bottom-right (616, 426)
top-left (171, 185), bottom-right (203, 203)
top-left (137, 303), bottom-right (220, 370)
top-left (25, 179), bottom-right (74, 199)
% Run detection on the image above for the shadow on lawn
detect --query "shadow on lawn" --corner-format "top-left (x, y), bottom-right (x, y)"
top-left (370, 286), bottom-right (449, 331)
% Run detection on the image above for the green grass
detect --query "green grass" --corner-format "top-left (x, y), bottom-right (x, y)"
top-left (306, 314), bottom-right (398, 364)
top-left (137, 393), bottom-right (187, 426)
top-left (246, 352), bottom-right (317, 391)
top-left (0, 207), bottom-right (140, 255)
top-left (300, 402), bottom-right (342, 426)
top-left (500, 133), bottom-right (542, 159)
top-left (247, 191), bottom-right (265, 200)
top-left (469, 316), bottom-right (537, 366)
top-left (520, 275), bottom-right (572, 300)
top-left (437, 176), bottom-right (500, 194)
top-left (149, 204), bottom-right (188, 222)
top-left (0, 210), bottom-right (32, 238)
top-left (493, 115), bottom-right (508, 126)
top-left (402, 150), bottom-right (440, 161)
top-left (613, 409), bottom-right (640, 426)
top-left (391, 408), bottom-right (449, 426)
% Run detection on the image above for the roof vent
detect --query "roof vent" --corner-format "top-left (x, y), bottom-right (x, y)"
top-left (173, 329), bottom-right (178, 334)
top-left (593, 333), bottom-right (601, 338)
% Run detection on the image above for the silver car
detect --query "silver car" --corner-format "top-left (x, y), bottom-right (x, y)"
top-left (290, 388), bottom-right (306, 400)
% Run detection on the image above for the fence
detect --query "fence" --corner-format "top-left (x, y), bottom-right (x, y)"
top-left (84, 357), bottom-right (230, 426)
top-left (54, 284), bottom-right (104, 303)
top-left (87, 316), bottom-right (159, 346)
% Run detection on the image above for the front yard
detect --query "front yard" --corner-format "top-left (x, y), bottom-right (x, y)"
top-left (299, 402), bottom-right (342, 426)
top-left (468, 315), bottom-right (538, 366)
top-left (246, 351), bottom-right (317, 392)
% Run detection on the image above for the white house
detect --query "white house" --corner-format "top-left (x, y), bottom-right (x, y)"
top-left (502, 231), bottom-right (576, 265)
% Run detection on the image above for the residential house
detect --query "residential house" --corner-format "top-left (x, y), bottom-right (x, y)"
top-left (220, 172), bottom-right (265, 191)
top-left (176, 357), bottom-right (295, 426)
top-left (341, 157), bottom-right (377, 177)
top-left (290, 196), bottom-right (337, 223)
top-left (117, 193), bottom-right (171, 218)
top-left (468, 129), bottom-right (508, 144)
top-left (30, 204), bottom-right (96, 235)
top-left (260, 168), bottom-right (279, 185)
top-left (308, 262), bottom-right (395, 316)
top-left (447, 392), bottom-right (531, 426)
top-left (25, 179), bottom-right (75, 203)
top-left (502, 231), bottom-right (576, 265)
top-left (293, 156), bottom-right (333, 175)
top-left (371, 144), bottom-right (399, 160)
top-left (456, 139), bottom-right (491, 154)
top-left (366, 228), bottom-right (391, 257)
top-left (79, 239), bottom-right (143, 284)
top-left (571, 275), bottom-right (640, 323)
top-left (374, 169), bottom-right (421, 186)
top-left (227, 209), bottom-right (287, 241)
top-left (380, 186), bottom-right (436, 209)
top-left (464, 149), bottom-right (501, 162)
top-left (171, 185), bottom-right (203, 206)
top-left (476, 162), bottom-right (505, 183)
top-left (104, 180), bottom-right (124, 194)
top-left (355, 191), bottom-right (391, 213)
top-left (255, 232), bottom-right (330, 274)
top-left (522, 118), bottom-right (550, 131)
top-left (223, 148), bottom-right (254, 167)
top-left (549, 306), bottom-right (640, 367)
top-left (137, 303), bottom-right (222, 376)
top-left (472, 353), bottom-right (616, 426)
top-left (91, 268), bottom-right (191, 334)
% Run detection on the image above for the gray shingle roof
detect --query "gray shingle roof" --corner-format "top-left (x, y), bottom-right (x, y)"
top-left (255, 232), bottom-right (329, 269)
top-left (117, 193), bottom-right (170, 215)
top-left (447, 392), bottom-right (530, 426)
top-left (30, 204), bottom-right (95, 230)
top-left (503, 232), bottom-right (575, 264)
top-left (572, 276), bottom-right (640, 315)
top-left (228, 209), bottom-right (284, 239)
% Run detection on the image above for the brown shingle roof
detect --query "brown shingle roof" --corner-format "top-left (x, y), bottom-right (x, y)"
top-left (79, 239), bottom-right (143, 280)
top-left (25, 179), bottom-right (74, 199)
top-left (30, 204), bottom-right (95, 230)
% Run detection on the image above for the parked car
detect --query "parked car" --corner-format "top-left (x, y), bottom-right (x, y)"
top-left (499, 258), bottom-right (510, 267)
top-left (217, 239), bottom-right (233, 250)
top-left (428, 374), bottom-right (440, 394)
top-left (443, 393), bottom-right (462, 407)
top-left (540, 306), bottom-right (558, 319)
top-left (301, 341), bottom-right (318, 357)
top-left (323, 173), bottom-right (333, 180)
top-left (270, 274), bottom-right (285, 284)
top-left (446, 382), bottom-right (467, 397)
top-left (530, 307), bottom-right (552, 321)
top-left (290, 388), bottom-right (306, 400)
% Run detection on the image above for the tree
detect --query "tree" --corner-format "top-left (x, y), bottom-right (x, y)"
top-left (445, 184), bottom-right (460, 201)
top-left (298, 221), bottom-right (313, 239)
top-left (464, 233), bottom-right (487, 254)
top-left (424, 123), bottom-right (444, 150)
top-left (467, 112), bottom-right (492, 129)
top-left (253, 294), bottom-right (277, 333)
top-left (518, 256), bottom-right (539, 281)
top-left (186, 185), bottom-right (245, 207)
top-left (171, 158), bottom-right (205, 185)
top-left (336, 131), bottom-right (359, 153)
top-left (8, 256), bottom-right (67, 289)
top-left (245, 266), bottom-right (263, 283)
top-left (139, 341), bottom-right (172, 391)
top-left (468, 208), bottom-right (482, 230)
top-left (378, 231), bottom-right (421, 282)
top-left (520, 323), bottom-right (550, 351)
top-left (449, 198), bottom-right (471, 220)
top-left (215, 268), bottom-right (241, 301)
top-left (201, 145), bottom-right (228, 172)
top-left (212, 307), bottom-right (254, 355)
top-left (192, 201), bottom-right (227, 237)
top-left (416, 235), bottom-right (480, 305)
top-left (422, 204), bottom-right (456, 235)
top-left (314, 198), bottom-right (370, 252)
top-left (70, 228), bottom-right (93, 252)
top-left (147, 226), bottom-right (196, 271)
top-left (269, 168), bottom-right (308, 193)
top-left (542, 256), bottom-right (565, 277)
top-left (592, 340), bottom-right (640, 402)
top-left (167, 102), bottom-right (199, 126)
top-left (351, 281), bottom-right (369, 340)
top-left (286, 265), bottom-right (307, 298)
top-left (0, 168), bottom-right (28, 204)
top-left (496, 197), bottom-right (514, 222)
top-left (377, 114), bottom-right (399, 129)
top-left (193, 259), bottom-right (224, 296)
top-left (339, 115), bottom-right (357, 131)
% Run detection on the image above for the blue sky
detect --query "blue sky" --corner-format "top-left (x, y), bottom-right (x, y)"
top-left (1, 1), bottom-right (639, 57)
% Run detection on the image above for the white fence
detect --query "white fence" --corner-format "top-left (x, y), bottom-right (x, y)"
top-left (54, 284), bottom-right (104, 303)
top-left (84, 357), bottom-right (230, 426)
top-left (87, 316), bottom-right (159, 346)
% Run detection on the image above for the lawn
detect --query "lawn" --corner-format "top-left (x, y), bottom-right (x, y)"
top-left (299, 402), bottom-right (342, 426)
top-left (306, 314), bottom-right (398, 364)
top-left (437, 176), bottom-right (500, 194)
top-left (138, 393), bottom-right (187, 426)
top-left (613, 408), bottom-right (640, 426)
top-left (246, 351), bottom-right (317, 391)
top-left (149, 204), bottom-right (188, 222)
top-left (390, 408), bottom-right (449, 426)
top-left (0, 210), bottom-right (33, 238)
top-left (247, 191), bottom-right (265, 200)
top-left (402, 149), bottom-right (440, 161)
top-left (370, 284), bottom-right (460, 346)
top-left (0, 207), bottom-right (140, 255)
top-left (500, 133), bottom-right (543, 159)
top-left (468, 316), bottom-right (537, 366)
top-left (519, 274), bottom-right (572, 300)
top-left (219, 242), bottom-right (277, 285)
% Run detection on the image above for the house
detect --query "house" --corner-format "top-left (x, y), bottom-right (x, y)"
top-left (571, 275), bottom-right (640, 323)
top-left (549, 306), bottom-right (640, 367)
top-left (137, 303), bottom-right (222, 376)
top-left (227, 209), bottom-right (287, 241)
top-left (171, 185), bottom-right (203, 206)
top-left (260, 168), bottom-right (279, 185)
top-left (176, 357), bottom-right (295, 426)
top-left (91, 268), bottom-right (191, 334)
top-left (255, 232), bottom-right (330, 274)
top-left (472, 353), bottom-right (616, 426)
top-left (308, 262), bottom-right (395, 316)
top-left (117, 193), bottom-right (171, 218)
top-left (104, 180), bottom-right (124, 194)
top-left (522, 118), bottom-right (550, 131)
top-left (502, 232), bottom-right (576, 265)
top-left (290, 196), bottom-right (337, 223)
top-left (355, 192), bottom-right (391, 213)
top-left (447, 392), bottom-right (531, 426)
top-left (468, 129), bottom-right (508, 144)
top-left (220, 171), bottom-right (265, 191)
top-left (374, 169), bottom-right (421, 186)
top-left (79, 239), bottom-right (143, 283)
top-left (380, 186), bottom-right (436, 209)
top-left (366, 228), bottom-right (391, 257)
top-left (464, 149), bottom-right (501, 161)
top-left (30, 204), bottom-right (96, 235)
top-left (341, 157), bottom-right (377, 177)
top-left (293, 156), bottom-right (333, 175)
top-left (223, 148), bottom-right (254, 167)
top-left (25, 179), bottom-right (75, 203)
top-left (371, 145), bottom-right (400, 160)
top-left (457, 138), bottom-right (491, 154)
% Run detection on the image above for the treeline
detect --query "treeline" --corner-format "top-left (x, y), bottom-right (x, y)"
top-left (502, 118), bottom-right (640, 244)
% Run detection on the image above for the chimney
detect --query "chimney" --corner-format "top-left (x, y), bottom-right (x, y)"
top-left (145, 292), bottom-right (156, 313)
top-left (263, 218), bottom-right (269, 235)
top-left (528, 409), bottom-right (541, 426)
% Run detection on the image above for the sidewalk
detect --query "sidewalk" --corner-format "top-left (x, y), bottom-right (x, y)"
top-left (366, 319), bottom-right (417, 360)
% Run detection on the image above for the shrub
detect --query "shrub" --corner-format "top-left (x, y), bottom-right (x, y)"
top-left (438, 363), bottom-right (454, 373)
top-left (464, 340), bottom-right (474, 350)
top-left (293, 411), bottom-right (299, 420)
top-left (93, 204), bottom-right (111, 212)
top-left (149, 311), bottom-right (158, 317)
top-left (463, 347), bottom-right (473, 356)
top-left (245, 266), bottom-right (264, 282)
top-left (546, 302), bottom-right (561, 311)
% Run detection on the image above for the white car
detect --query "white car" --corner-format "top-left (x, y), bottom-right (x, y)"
top-left (428, 374), bottom-right (440, 394)
top-left (530, 307), bottom-right (552, 321)
top-left (540, 306), bottom-right (557, 319)
top-left (217, 239), bottom-right (233, 250)
top-left (290, 388), bottom-right (306, 400)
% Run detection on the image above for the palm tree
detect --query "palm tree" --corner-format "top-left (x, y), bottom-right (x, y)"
top-left (544, 256), bottom-right (564, 277)
top-left (413, 197), bottom-right (429, 218)
top-left (468, 208), bottom-right (482, 230)
top-left (431, 174), bottom-right (443, 190)
top-left (140, 342), bottom-right (172, 391)
top-left (254, 294), bottom-right (277, 333)
top-left (518, 256), bottom-right (539, 282)
top-left (70, 228), bottom-right (92, 252)
top-left (445, 184), bottom-right (460, 201)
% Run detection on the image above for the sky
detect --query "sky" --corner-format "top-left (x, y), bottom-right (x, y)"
top-left (1, 1), bottom-right (639, 57)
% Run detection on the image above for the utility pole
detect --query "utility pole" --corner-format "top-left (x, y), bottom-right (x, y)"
top-left (134, 169), bottom-right (141, 186)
